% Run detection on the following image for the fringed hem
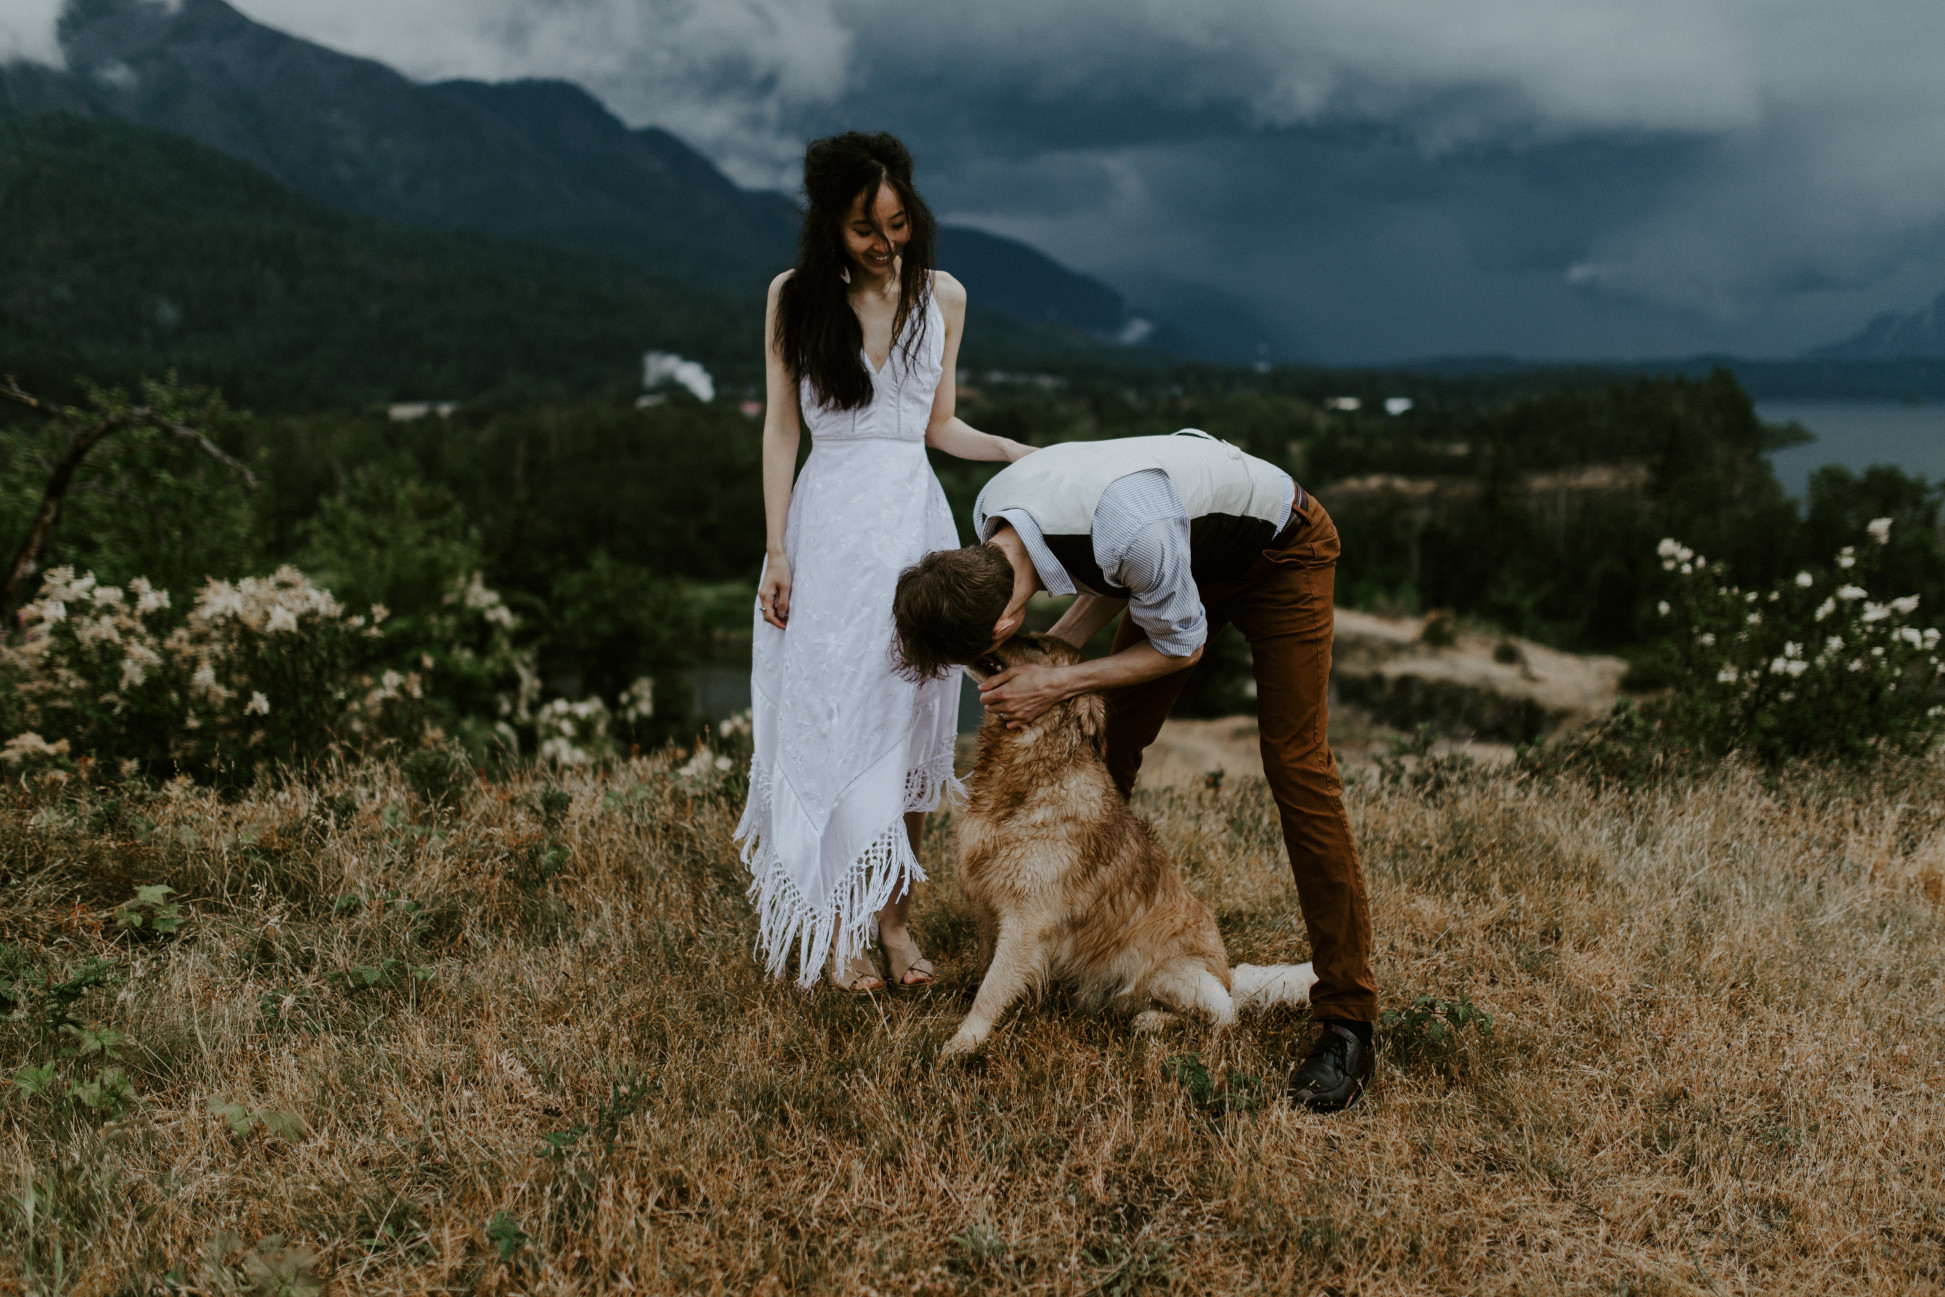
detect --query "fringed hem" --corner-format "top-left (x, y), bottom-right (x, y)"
top-left (734, 752), bottom-right (962, 990)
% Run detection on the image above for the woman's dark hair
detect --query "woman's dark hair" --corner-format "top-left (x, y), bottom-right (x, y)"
top-left (776, 131), bottom-right (936, 411)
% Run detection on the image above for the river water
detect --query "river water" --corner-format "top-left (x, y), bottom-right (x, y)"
top-left (1760, 401), bottom-right (1945, 497)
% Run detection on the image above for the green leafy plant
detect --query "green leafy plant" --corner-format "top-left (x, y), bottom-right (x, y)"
top-left (208, 1098), bottom-right (305, 1142)
top-left (6, 957), bottom-right (139, 1119)
top-left (326, 959), bottom-right (435, 995)
top-left (1643, 523), bottom-right (1945, 765)
top-left (115, 884), bottom-right (184, 935)
top-left (1380, 993), bottom-right (1494, 1074)
top-left (1162, 1054), bottom-right (1266, 1115)
top-left (486, 1210), bottom-right (530, 1263)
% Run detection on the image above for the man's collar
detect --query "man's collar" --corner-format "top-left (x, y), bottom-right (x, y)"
top-left (983, 508), bottom-right (1075, 597)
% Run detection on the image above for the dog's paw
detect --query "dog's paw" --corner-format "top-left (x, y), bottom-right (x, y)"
top-left (939, 1030), bottom-right (985, 1060)
top-left (1131, 1009), bottom-right (1179, 1034)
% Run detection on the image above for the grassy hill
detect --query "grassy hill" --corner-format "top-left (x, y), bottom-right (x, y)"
top-left (2, 744), bottom-right (1939, 1290)
top-left (0, 113), bottom-right (760, 411)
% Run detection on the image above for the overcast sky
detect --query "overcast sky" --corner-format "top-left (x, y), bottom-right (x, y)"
top-left (16, 0), bottom-right (1945, 362)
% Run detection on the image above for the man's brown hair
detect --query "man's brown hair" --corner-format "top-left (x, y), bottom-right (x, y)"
top-left (893, 544), bottom-right (1015, 678)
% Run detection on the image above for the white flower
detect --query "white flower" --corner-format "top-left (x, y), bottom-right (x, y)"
top-left (1769, 657), bottom-right (1790, 675)
top-left (1657, 601), bottom-right (1671, 617)
top-left (1656, 538), bottom-right (1693, 562)
top-left (1747, 612), bottom-right (1762, 626)
top-left (1795, 571), bottom-right (1813, 588)
top-left (1787, 659), bottom-right (1807, 677)
top-left (1849, 659), bottom-right (1866, 672)
top-left (1837, 547), bottom-right (1857, 569)
top-left (1825, 636), bottom-right (1845, 653)
top-left (118, 642), bottom-right (160, 690)
top-left (1868, 517), bottom-right (1893, 545)
top-left (1783, 641), bottom-right (1802, 659)
top-left (245, 691), bottom-right (271, 716)
top-left (1698, 632), bottom-right (1716, 647)
top-left (1873, 646), bottom-right (1885, 657)
top-left (1862, 603), bottom-right (1890, 624)
top-left (1890, 595), bottom-right (1920, 615)
top-left (1814, 598), bottom-right (1836, 621)
top-left (74, 615), bottom-right (123, 647)
top-left (1745, 591), bottom-right (1759, 604)
top-left (621, 677), bottom-right (656, 723)
top-left (1898, 627), bottom-right (1924, 647)
top-left (198, 580), bottom-right (244, 621)
top-left (1, 732), bottom-right (71, 767)
top-left (129, 578), bottom-right (170, 614)
top-left (266, 605), bottom-right (299, 634)
top-left (1680, 563), bottom-right (1692, 575)
top-left (1925, 629), bottom-right (1941, 649)
top-left (1837, 585), bottom-right (1866, 601)
top-left (1716, 665), bottom-right (1739, 684)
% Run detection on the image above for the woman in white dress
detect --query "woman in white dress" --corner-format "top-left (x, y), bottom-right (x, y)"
top-left (736, 132), bottom-right (1033, 991)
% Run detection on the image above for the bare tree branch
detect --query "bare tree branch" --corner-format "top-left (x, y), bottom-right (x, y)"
top-left (2, 376), bottom-right (263, 623)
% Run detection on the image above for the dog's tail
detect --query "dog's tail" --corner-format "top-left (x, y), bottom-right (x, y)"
top-left (1231, 962), bottom-right (1317, 1011)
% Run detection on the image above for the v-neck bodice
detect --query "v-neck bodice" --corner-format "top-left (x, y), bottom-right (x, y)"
top-left (800, 291), bottom-right (944, 444)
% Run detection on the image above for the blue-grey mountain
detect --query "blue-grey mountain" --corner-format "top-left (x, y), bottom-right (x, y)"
top-left (1812, 292), bottom-right (1945, 360)
top-left (25, 0), bottom-right (1148, 341)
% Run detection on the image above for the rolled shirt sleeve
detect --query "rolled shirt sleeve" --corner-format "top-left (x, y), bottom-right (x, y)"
top-left (1096, 471), bottom-right (1208, 658)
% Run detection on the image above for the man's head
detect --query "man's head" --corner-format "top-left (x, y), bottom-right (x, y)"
top-left (893, 543), bottom-right (1019, 678)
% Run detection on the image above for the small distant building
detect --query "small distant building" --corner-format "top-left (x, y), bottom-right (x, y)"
top-left (1325, 396), bottom-right (1361, 412)
top-left (1385, 397), bottom-right (1414, 416)
top-left (388, 401), bottom-right (458, 422)
top-left (642, 351), bottom-right (715, 402)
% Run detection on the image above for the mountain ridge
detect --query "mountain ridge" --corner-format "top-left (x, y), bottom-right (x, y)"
top-left (1811, 292), bottom-right (1945, 360)
top-left (17, 0), bottom-right (1154, 344)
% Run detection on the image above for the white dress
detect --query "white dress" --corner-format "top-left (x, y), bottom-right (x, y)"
top-left (736, 290), bottom-right (961, 987)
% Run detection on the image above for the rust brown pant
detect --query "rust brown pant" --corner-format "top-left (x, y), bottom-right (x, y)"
top-left (1104, 497), bottom-right (1377, 1022)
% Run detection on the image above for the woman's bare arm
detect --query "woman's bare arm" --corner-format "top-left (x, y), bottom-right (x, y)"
top-left (758, 272), bottom-right (804, 629)
top-left (924, 272), bottom-right (1034, 463)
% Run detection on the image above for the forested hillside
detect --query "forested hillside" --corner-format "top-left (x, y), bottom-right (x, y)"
top-left (0, 114), bottom-right (754, 409)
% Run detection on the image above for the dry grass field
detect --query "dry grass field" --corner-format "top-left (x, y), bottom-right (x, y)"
top-left (3, 740), bottom-right (1943, 1295)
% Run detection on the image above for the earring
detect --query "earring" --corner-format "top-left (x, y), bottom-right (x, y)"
top-left (839, 264), bottom-right (851, 284)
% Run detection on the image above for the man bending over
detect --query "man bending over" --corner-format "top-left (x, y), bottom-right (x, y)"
top-left (892, 429), bottom-right (1376, 1112)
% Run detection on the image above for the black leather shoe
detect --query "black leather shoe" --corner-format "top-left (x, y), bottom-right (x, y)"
top-left (1287, 1023), bottom-right (1372, 1112)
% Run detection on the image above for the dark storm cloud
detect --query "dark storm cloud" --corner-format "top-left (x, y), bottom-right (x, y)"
top-left (66, 0), bottom-right (1945, 359)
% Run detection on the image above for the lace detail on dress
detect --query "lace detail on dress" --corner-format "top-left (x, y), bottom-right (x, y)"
top-left (735, 755), bottom-right (961, 987)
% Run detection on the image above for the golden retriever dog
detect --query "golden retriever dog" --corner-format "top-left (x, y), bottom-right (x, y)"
top-left (943, 633), bottom-right (1316, 1057)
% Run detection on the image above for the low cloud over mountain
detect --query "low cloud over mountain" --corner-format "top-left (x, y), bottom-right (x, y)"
top-left (14, 0), bottom-right (1945, 362)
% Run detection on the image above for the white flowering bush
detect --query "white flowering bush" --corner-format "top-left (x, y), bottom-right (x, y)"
top-left (0, 566), bottom-right (428, 781)
top-left (532, 696), bottom-right (616, 767)
top-left (1650, 520), bottom-right (1945, 765)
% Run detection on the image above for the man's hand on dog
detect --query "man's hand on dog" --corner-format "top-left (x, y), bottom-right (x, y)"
top-left (978, 664), bottom-right (1072, 729)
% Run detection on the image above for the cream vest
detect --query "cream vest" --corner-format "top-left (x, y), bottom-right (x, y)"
top-left (981, 430), bottom-right (1290, 534)
top-left (980, 430), bottom-right (1296, 593)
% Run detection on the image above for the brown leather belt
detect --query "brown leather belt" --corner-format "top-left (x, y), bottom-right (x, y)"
top-left (1267, 481), bottom-right (1311, 549)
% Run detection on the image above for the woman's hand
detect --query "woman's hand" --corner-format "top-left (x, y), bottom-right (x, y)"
top-left (759, 553), bottom-right (792, 629)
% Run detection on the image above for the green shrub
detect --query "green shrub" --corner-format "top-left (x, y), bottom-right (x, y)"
top-left (1527, 520), bottom-right (1945, 778)
top-left (0, 565), bottom-right (444, 780)
top-left (1647, 521), bottom-right (1944, 765)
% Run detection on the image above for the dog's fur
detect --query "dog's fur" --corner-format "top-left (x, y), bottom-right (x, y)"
top-left (943, 634), bottom-right (1316, 1057)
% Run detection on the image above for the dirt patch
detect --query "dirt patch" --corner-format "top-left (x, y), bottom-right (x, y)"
top-left (1331, 607), bottom-right (1626, 743)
